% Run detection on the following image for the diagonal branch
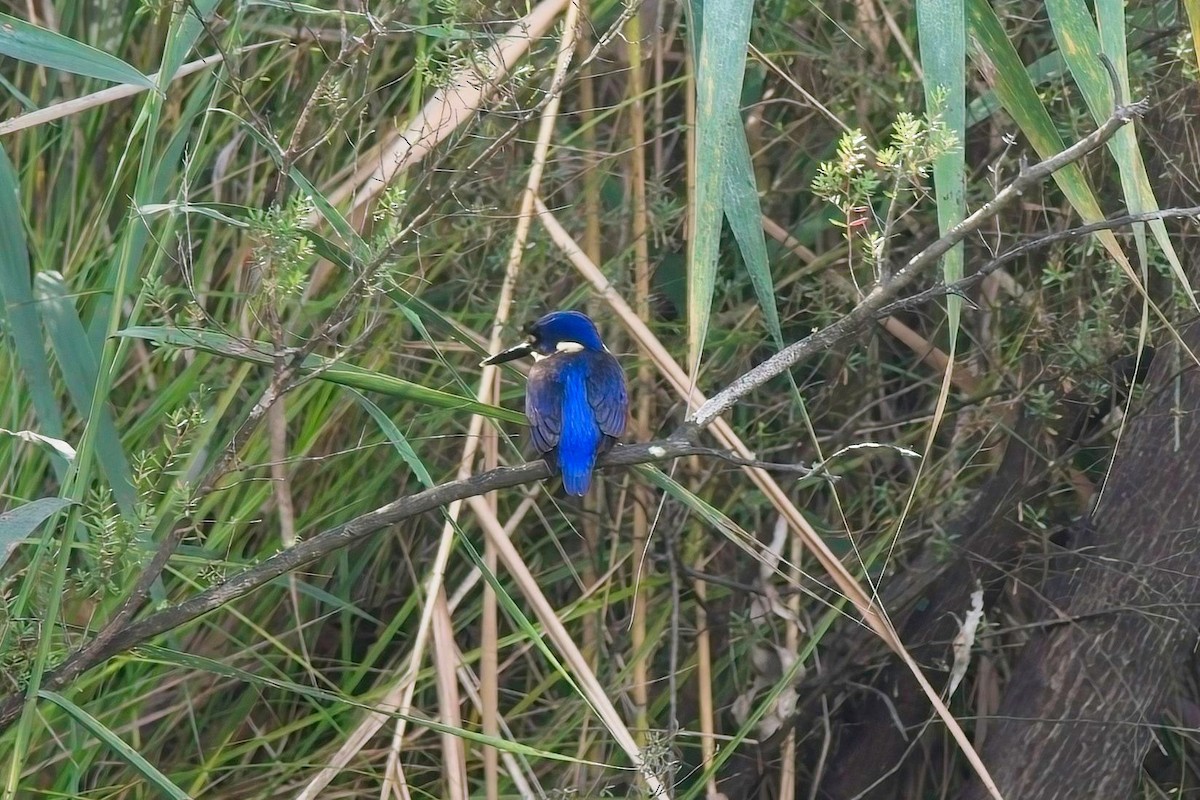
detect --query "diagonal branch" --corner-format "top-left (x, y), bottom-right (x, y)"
top-left (689, 100), bottom-right (1148, 429)
top-left (0, 437), bottom-right (771, 730)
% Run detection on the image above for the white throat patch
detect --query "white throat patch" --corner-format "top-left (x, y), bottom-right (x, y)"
top-left (555, 341), bottom-right (585, 353)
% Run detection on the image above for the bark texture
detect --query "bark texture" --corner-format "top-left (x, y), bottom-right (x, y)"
top-left (958, 326), bottom-right (1200, 799)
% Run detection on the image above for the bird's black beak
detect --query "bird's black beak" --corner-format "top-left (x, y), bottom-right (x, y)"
top-left (480, 340), bottom-right (535, 367)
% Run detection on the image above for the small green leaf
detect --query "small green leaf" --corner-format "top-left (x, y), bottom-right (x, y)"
top-left (0, 497), bottom-right (72, 569)
top-left (0, 12), bottom-right (154, 88)
top-left (156, 0), bottom-right (219, 88)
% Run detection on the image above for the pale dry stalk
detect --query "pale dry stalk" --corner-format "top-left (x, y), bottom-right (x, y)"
top-left (295, 4), bottom-right (578, 795)
top-left (307, 0), bottom-right (570, 228)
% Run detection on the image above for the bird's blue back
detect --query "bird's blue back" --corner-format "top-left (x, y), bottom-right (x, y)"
top-left (526, 348), bottom-right (627, 496)
top-left (555, 356), bottom-right (603, 495)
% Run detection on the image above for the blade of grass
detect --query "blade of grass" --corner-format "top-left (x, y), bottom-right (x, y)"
top-left (156, 0), bottom-right (220, 87)
top-left (0, 144), bottom-right (65, 462)
top-left (0, 12), bottom-right (154, 88)
top-left (117, 326), bottom-right (524, 424)
top-left (1187, 0), bottom-right (1200, 75)
top-left (0, 498), bottom-right (72, 569)
top-left (917, 0), bottom-right (966, 337)
top-left (965, 51), bottom-right (1066, 126)
top-left (131, 645), bottom-right (609, 766)
top-left (966, 0), bottom-right (1129, 266)
top-left (35, 272), bottom-right (136, 514)
top-left (685, 0), bottom-right (755, 377)
top-left (348, 388), bottom-right (434, 488)
top-left (90, 0), bottom-right (220, 344)
top-left (1091, 0), bottom-right (1197, 309)
top-left (724, 109), bottom-right (783, 349)
top-left (37, 691), bottom-right (189, 799)
top-left (0, 429), bottom-right (75, 462)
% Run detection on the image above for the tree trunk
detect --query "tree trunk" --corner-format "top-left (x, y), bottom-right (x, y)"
top-left (958, 322), bottom-right (1200, 799)
top-left (953, 77), bottom-right (1200, 800)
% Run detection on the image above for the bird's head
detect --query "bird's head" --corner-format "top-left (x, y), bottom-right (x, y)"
top-left (481, 310), bottom-right (606, 366)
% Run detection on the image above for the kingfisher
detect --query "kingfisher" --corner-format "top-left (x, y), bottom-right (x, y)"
top-left (482, 311), bottom-right (628, 495)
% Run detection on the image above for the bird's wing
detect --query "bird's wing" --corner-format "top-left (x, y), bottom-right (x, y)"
top-left (525, 360), bottom-right (562, 455)
top-left (585, 352), bottom-right (628, 438)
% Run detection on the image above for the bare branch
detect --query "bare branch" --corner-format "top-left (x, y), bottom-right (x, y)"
top-left (689, 101), bottom-right (1149, 429)
top-left (879, 205), bottom-right (1200, 316)
top-left (0, 437), bottom-right (812, 729)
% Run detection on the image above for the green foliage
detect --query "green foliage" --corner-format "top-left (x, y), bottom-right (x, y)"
top-left (811, 110), bottom-right (957, 268)
top-left (248, 196), bottom-right (317, 302)
top-left (812, 131), bottom-right (878, 234)
top-left (0, 0), bottom-right (1190, 796)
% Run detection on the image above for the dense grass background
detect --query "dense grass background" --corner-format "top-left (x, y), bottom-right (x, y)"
top-left (0, 0), bottom-right (1196, 797)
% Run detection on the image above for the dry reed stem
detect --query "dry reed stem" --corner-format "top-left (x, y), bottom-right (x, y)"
top-left (432, 588), bottom-right (469, 800)
top-left (307, 0), bottom-right (569, 229)
top-left (625, 6), bottom-right (654, 757)
top-left (465, 495), bottom-right (671, 796)
top-left (473, 2), bottom-right (582, 796)
top-left (451, 646), bottom-right (540, 797)
top-left (692, 570), bottom-right (720, 799)
top-left (778, 520), bottom-right (804, 798)
top-left (0, 51), bottom-right (233, 136)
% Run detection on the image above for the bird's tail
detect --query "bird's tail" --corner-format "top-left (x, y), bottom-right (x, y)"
top-left (560, 459), bottom-right (594, 496)
top-left (558, 420), bottom-right (600, 496)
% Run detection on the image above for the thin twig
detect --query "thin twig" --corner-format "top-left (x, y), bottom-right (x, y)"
top-left (879, 205), bottom-right (1200, 316)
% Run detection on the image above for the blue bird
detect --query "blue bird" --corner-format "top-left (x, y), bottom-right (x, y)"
top-left (482, 311), bottom-right (628, 495)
